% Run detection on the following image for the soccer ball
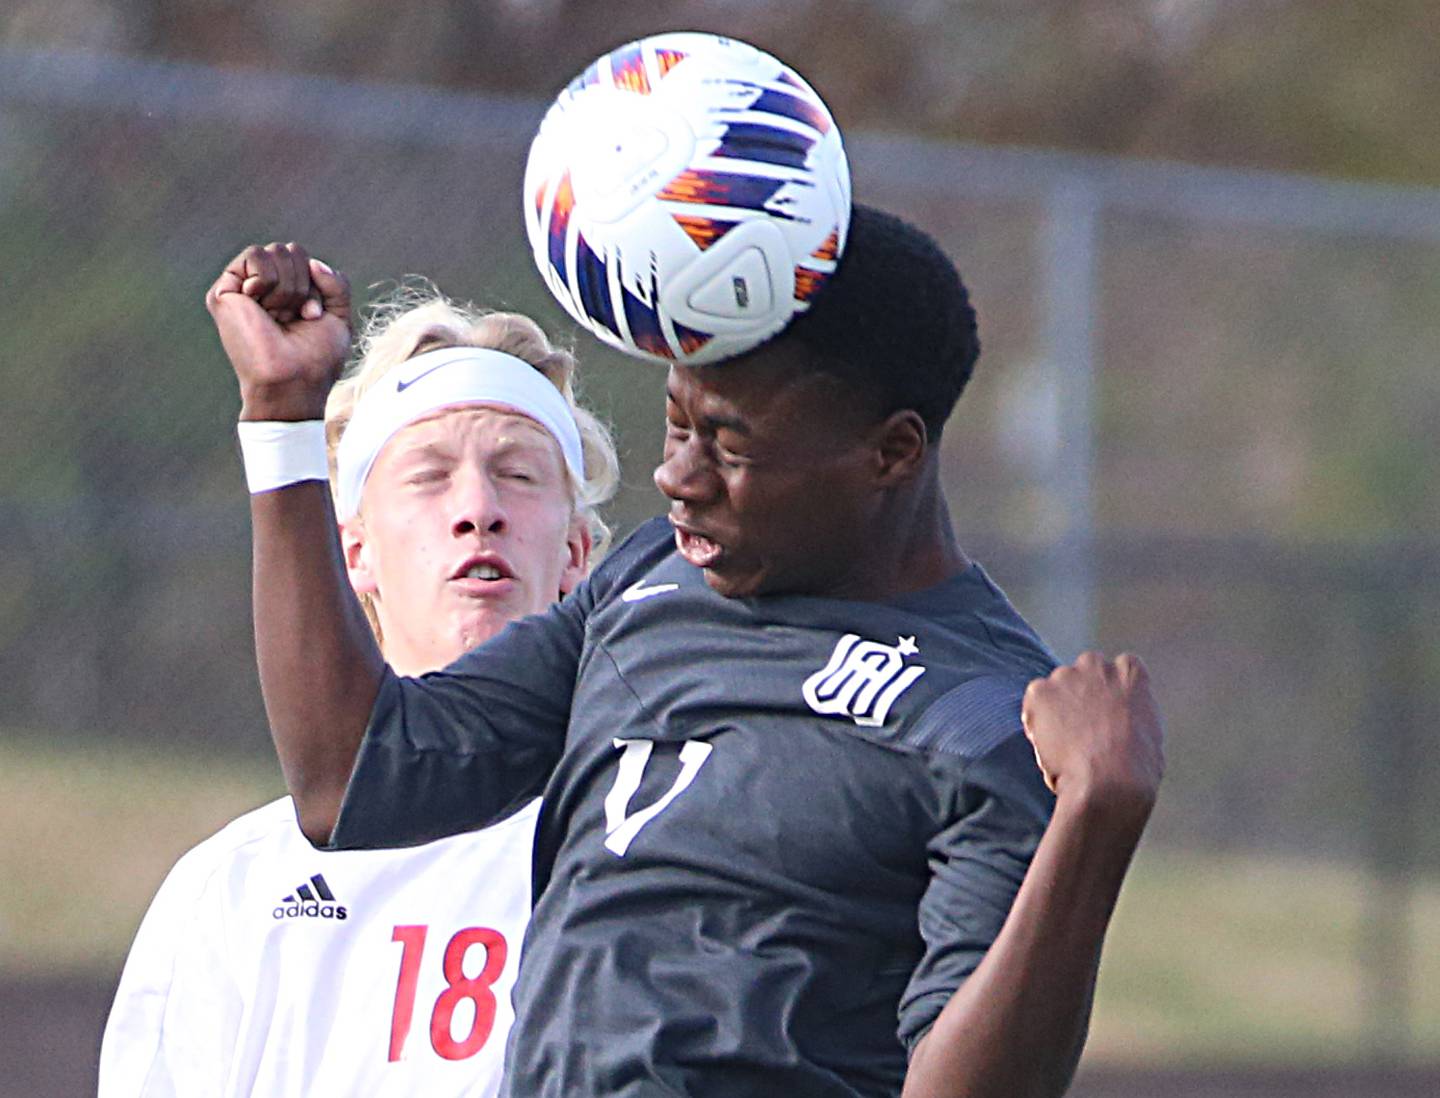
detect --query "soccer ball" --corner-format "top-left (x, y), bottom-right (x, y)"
top-left (523, 32), bottom-right (851, 366)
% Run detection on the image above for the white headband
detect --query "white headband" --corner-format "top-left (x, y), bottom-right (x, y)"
top-left (335, 346), bottom-right (585, 520)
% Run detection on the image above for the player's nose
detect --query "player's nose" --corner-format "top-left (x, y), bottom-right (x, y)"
top-left (451, 466), bottom-right (507, 536)
top-left (654, 437), bottom-right (720, 504)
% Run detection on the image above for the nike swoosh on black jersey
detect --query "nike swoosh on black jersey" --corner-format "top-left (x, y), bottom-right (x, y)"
top-left (621, 581), bottom-right (680, 602)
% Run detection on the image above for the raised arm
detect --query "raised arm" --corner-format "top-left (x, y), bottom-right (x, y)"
top-left (903, 652), bottom-right (1165, 1098)
top-left (205, 243), bottom-right (384, 843)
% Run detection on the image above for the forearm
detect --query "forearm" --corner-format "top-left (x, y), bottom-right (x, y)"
top-left (903, 786), bottom-right (1152, 1098)
top-left (251, 483), bottom-right (384, 843)
top-left (207, 244), bottom-right (367, 839)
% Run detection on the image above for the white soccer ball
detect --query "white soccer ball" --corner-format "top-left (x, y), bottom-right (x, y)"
top-left (523, 32), bottom-right (851, 366)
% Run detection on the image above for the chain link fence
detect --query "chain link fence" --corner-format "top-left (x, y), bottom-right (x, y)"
top-left (2, 46), bottom-right (1439, 1082)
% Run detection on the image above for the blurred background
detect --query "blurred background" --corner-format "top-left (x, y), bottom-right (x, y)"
top-left (2, 2), bottom-right (1438, 1095)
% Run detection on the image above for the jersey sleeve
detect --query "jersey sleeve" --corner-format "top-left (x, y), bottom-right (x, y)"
top-left (895, 681), bottom-right (1056, 1052)
top-left (329, 591), bottom-right (584, 850)
top-left (330, 517), bottom-right (675, 851)
top-left (98, 845), bottom-right (242, 1097)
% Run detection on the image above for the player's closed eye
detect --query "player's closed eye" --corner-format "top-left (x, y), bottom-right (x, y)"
top-left (713, 431), bottom-right (751, 466)
top-left (715, 445), bottom-right (748, 469)
top-left (402, 467), bottom-right (449, 489)
top-left (497, 465), bottom-right (542, 484)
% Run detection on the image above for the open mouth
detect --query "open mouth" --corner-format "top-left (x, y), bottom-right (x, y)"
top-left (673, 525), bottom-right (724, 569)
top-left (461, 562), bottom-right (505, 581)
top-left (450, 554), bottom-right (515, 593)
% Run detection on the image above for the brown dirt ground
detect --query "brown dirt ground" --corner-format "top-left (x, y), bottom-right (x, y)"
top-left (7, 976), bottom-right (1437, 1098)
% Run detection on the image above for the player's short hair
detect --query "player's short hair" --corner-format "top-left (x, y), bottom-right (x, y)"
top-left (780, 203), bottom-right (980, 441)
top-left (324, 283), bottom-right (620, 638)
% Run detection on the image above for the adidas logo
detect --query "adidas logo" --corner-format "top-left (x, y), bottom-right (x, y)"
top-left (272, 873), bottom-right (348, 921)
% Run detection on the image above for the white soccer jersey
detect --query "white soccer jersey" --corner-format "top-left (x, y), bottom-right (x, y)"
top-left (99, 795), bottom-right (538, 1098)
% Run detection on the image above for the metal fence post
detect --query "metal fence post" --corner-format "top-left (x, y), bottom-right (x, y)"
top-left (1034, 182), bottom-right (1099, 661)
top-left (1360, 585), bottom-right (1420, 1062)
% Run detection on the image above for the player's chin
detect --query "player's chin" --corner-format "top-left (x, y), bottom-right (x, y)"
top-left (698, 558), bottom-right (770, 599)
top-left (454, 603), bottom-right (522, 650)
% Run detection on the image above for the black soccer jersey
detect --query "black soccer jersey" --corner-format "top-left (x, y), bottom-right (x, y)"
top-left (332, 518), bottom-right (1057, 1098)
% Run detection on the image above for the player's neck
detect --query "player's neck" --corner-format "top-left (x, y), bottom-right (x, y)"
top-left (884, 495), bottom-right (969, 598)
top-left (833, 475), bottom-right (968, 602)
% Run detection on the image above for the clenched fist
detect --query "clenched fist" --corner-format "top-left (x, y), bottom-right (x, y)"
top-left (1022, 651), bottom-right (1165, 816)
top-left (205, 242), bottom-right (352, 422)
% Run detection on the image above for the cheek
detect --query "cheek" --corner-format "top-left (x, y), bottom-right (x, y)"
top-left (731, 471), bottom-right (799, 523)
top-left (512, 497), bottom-right (577, 560)
top-left (739, 471), bottom-right (852, 552)
top-left (368, 512), bottom-right (440, 592)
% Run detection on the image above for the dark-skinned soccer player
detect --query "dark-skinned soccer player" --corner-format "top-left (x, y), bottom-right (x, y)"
top-left (207, 206), bottom-right (1164, 1098)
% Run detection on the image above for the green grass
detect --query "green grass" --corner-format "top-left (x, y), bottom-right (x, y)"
top-left (0, 734), bottom-right (283, 977)
top-left (3, 736), bottom-right (1437, 1065)
top-left (1090, 844), bottom-right (1440, 1064)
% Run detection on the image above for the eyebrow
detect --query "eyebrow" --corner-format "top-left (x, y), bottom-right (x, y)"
top-left (491, 436), bottom-right (560, 461)
top-left (391, 433), bottom-right (556, 466)
top-left (666, 388), bottom-right (752, 436)
top-left (391, 442), bottom-right (452, 464)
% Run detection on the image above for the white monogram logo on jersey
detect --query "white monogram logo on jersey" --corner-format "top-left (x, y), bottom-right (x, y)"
top-left (803, 634), bottom-right (926, 728)
top-left (603, 738), bottom-right (714, 856)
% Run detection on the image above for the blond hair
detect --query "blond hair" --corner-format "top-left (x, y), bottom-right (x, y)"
top-left (324, 281), bottom-right (620, 638)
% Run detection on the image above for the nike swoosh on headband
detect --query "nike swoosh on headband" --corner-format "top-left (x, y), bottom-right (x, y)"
top-left (395, 361), bottom-right (452, 392)
top-left (336, 346), bottom-right (585, 521)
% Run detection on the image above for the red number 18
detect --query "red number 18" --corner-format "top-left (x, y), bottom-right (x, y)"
top-left (389, 925), bottom-right (508, 1062)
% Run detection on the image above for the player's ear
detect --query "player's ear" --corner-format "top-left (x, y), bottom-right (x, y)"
top-left (871, 409), bottom-right (928, 487)
top-left (340, 516), bottom-right (379, 596)
top-left (558, 516), bottom-right (593, 596)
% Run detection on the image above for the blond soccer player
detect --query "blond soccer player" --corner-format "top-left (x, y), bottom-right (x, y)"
top-left (99, 242), bottom-right (618, 1097)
